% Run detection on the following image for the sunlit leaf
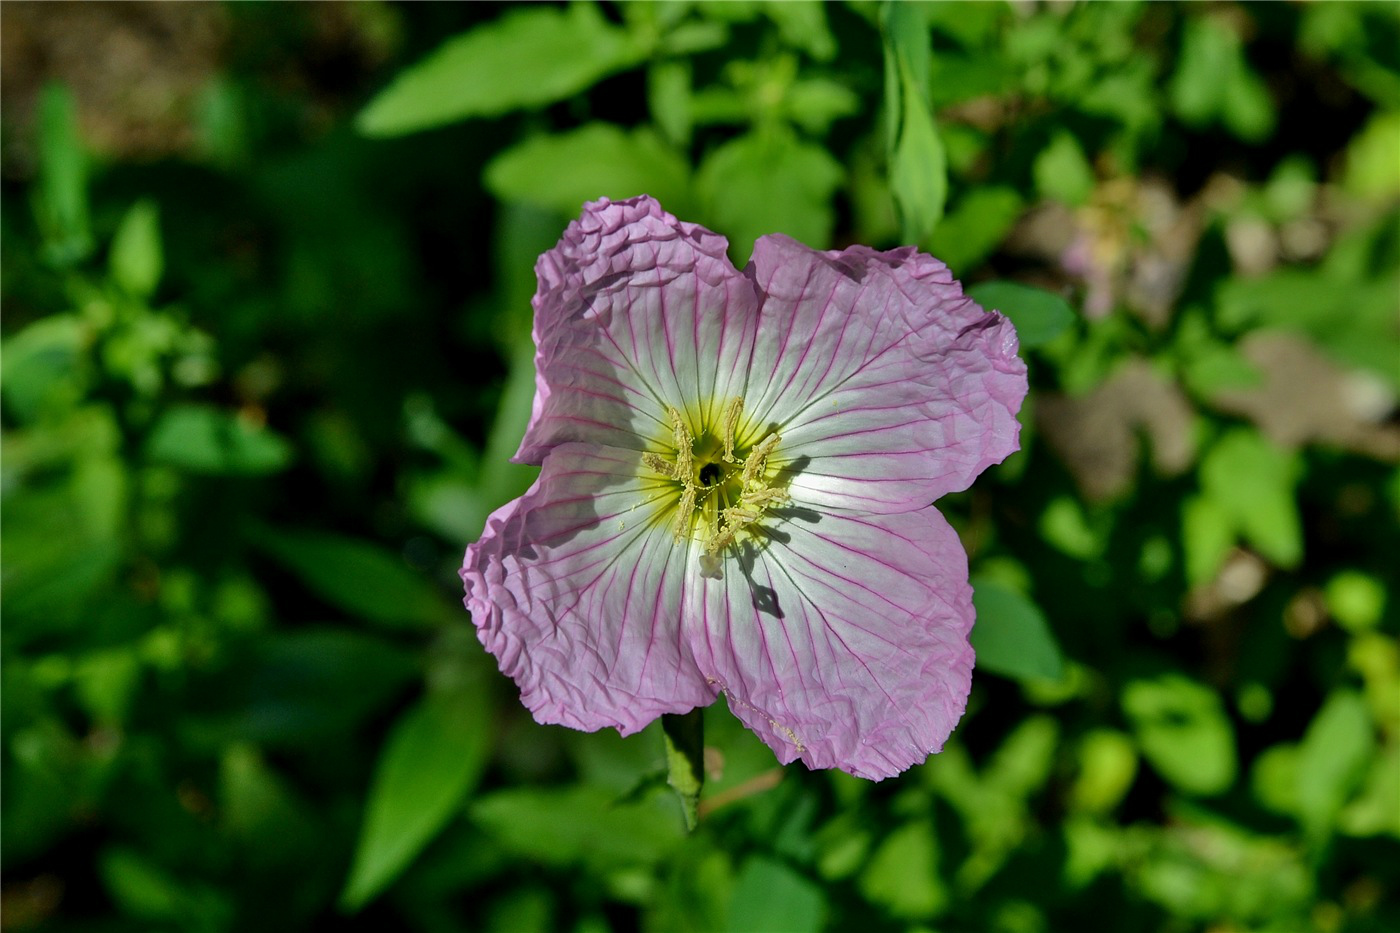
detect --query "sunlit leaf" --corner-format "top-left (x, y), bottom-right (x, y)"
top-left (730, 856), bottom-right (826, 933)
top-left (0, 315), bottom-right (88, 423)
top-left (1122, 675), bottom-right (1237, 796)
top-left (697, 126), bottom-right (842, 263)
top-left (966, 281), bottom-right (1076, 349)
top-left (662, 710), bottom-right (704, 831)
top-left (470, 785), bottom-right (684, 871)
top-left (926, 186), bottom-right (1023, 275)
top-left (1295, 690), bottom-right (1374, 841)
top-left (357, 4), bottom-right (647, 137)
top-left (1169, 15), bottom-right (1274, 142)
top-left (1324, 571), bottom-right (1387, 632)
top-left (970, 578), bottom-right (1066, 681)
top-left (1070, 730), bottom-right (1138, 814)
top-left (484, 124), bottom-right (691, 218)
top-left (858, 821), bottom-right (944, 920)
top-left (35, 82), bottom-right (91, 265)
top-left (341, 685), bottom-right (493, 909)
top-left (1033, 131), bottom-right (1095, 206)
top-left (1199, 429), bottom-right (1302, 568)
top-left (883, 4), bottom-right (947, 243)
top-left (1181, 493), bottom-right (1235, 587)
top-left (109, 200), bottom-right (163, 299)
top-left (145, 405), bottom-right (293, 476)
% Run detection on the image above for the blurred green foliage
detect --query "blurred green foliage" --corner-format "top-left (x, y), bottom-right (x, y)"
top-left (3, 2), bottom-right (1398, 931)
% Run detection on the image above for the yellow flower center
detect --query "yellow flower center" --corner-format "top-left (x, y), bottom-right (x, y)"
top-left (641, 397), bottom-right (786, 574)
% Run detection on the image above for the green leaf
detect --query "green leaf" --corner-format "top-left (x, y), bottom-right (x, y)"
top-left (1295, 690), bottom-right (1374, 842)
top-left (966, 281), bottom-right (1076, 349)
top-left (662, 709), bottom-right (705, 831)
top-left (0, 314), bottom-right (88, 423)
top-left (1180, 343), bottom-right (1262, 398)
top-left (356, 4), bottom-right (647, 137)
top-left (251, 528), bottom-right (449, 628)
top-left (785, 77), bottom-right (861, 135)
top-left (484, 124), bottom-right (691, 217)
top-left (1344, 110), bottom-right (1400, 199)
top-left (648, 60), bottom-right (693, 147)
top-left (761, 0), bottom-right (836, 61)
top-left (1069, 730), bottom-right (1138, 814)
top-left (34, 82), bottom-right (91, 265)
top-left (890, 57), bottom-right (948, 242)
top-left (1033, 131), bottom-right (1095, 206)
top-left (882, 5), bottom-right (946, 243)
top-left (970, 578), bottom-right (1066, 681)
top-left (926, 187), bottom-right (1024, 275)
top-left (729, 857), bottom-right (825, 933)
top-left (341, 685), bottom-right (493, 910)
top-left (470, 785), bottom-right (684, 871)
top-left (1199, 429), bottom-right (1302, 568)
top-left (478, 339), bottom-right (544, 512)
top-left (194, 630), bottom-right (419, 746)
top-left (1181, 493), bottom-right (1235, 587)
top-left (219, 744), bottom-right (318, 866)
top-left (1324, 571), bottom-right (1387, 632)
top-left (697, 126), bottom-right (843, 263)
top-left (858, 821), bottom-right (945, 920)
top-left (145, 404), bottom-right (293, 476)
top-left (109, 200), bottom-right (163, 299)
top-left (1169, 16), bottom-right (1274, 142)
top-left (1122, 674), bottom-right (1237, 796)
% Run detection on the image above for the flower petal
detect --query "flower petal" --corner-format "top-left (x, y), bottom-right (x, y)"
top-left (686, 505), bottom-right (975, 780)
top-left (462, 442), bottom-right (716, 733)
top-left (517, 196), bottom-right (758, 464)
top-left (746, 236), bottom-right (1027, 513)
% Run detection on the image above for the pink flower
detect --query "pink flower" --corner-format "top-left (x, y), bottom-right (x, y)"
top-left (461, 196), bottom-right (1027, 780)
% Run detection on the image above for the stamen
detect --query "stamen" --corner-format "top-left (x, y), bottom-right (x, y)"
top-left (741, 433), bottom-right (781, 489)
top-left (642, 452), bottom-right (677, 479)
top-left (721, 397), bottom-right (744, 462)
top-left (669, 407), bottom-right (694, 480)
top-left (674, 483), bottom-right (697, 538)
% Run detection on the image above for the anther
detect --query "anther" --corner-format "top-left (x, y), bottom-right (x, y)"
top-left (642, 452), bottom-right (677, 479)
top-left (674, 483), bottom-right (697, 538)
top-left (669, 407), bottom-right (694, 479)
top-left (721, 397), bottom-right (744, 462)
top-left (741, 432), bottom-right (781, 489)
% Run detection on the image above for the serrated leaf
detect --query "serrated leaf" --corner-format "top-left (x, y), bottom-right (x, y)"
top-left (970, 577), bottom-right (1066, 681)
top-left (484, 124), bottom-right (691, 217)
top-left (252, 528), bottom-right (448, 628)
top-left (145, 404), bottom-right (293, 476)
top-left (340, 685), bottom-right (492, 910)
top-left (357, 4), bottom-right (647, 137)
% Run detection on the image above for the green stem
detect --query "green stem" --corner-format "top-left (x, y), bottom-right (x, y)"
top-left (661, 708), bottom-right (705, 831)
